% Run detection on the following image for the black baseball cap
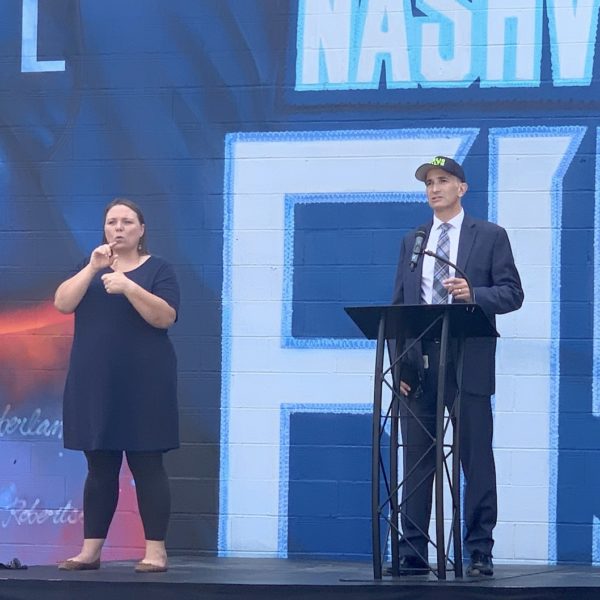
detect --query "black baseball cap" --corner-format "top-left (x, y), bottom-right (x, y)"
top-left (415, 156), bottom-right (466, 182)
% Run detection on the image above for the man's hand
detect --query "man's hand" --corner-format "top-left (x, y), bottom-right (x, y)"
top-left (444, 276), bottom-right (471, 302)
top-left (399, 380), bottom-right (411, 397)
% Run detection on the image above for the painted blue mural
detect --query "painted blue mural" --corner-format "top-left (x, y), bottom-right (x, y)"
top-left (0, 0), bottom-right (598, 565)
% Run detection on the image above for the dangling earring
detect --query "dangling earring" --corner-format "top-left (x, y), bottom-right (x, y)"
top-left (138, 241), bottom-right (142, 251)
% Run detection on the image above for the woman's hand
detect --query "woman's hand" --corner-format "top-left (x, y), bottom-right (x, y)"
top-left (101, 265), bottom-right (132, 295)
top-left (54, 247), bottom-right (117, 314)
top-left (90, 242), bottom-right (118, 272)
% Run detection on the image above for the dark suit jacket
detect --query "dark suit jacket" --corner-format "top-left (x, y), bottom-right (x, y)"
top-left (391, 213), bottom-right (524, 396)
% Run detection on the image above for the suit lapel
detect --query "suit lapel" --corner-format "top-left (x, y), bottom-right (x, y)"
top-left (457, 213), bottom-right (477, 272)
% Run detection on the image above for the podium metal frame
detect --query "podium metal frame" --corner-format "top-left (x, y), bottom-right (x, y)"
top-left (344, 304), bottom-right (498, 581)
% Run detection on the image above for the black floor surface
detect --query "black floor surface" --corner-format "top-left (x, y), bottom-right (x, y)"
top-left (1, 557), bottom-right (599, 600)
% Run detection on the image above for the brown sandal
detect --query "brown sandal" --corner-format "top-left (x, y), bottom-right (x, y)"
top-left (58, 559), bottom-right (100, 571)
top-left (135, 561), bottom-right (168, 573)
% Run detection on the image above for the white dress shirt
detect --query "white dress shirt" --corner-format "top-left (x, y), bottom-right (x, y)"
top-left (421, 210), bottom-right (464, 304)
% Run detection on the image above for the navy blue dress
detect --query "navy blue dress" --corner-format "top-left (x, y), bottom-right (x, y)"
top-left (63, 256), bottom-right (180, 452)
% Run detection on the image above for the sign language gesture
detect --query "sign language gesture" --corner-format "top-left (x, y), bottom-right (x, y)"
top-left (90, 242), bottom-right (118, 271)
top-left (101, 257), bottom-right (132, 295)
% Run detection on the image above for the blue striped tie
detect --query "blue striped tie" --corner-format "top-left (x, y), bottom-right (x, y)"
top-left (431, 223), bottom-right (450, 304)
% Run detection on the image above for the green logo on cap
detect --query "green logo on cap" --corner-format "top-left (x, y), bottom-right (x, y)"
top-left (431, 156), bottom-right (446, 166)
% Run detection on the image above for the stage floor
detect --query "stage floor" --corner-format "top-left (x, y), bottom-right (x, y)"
top-left (1, 556), bottom-right (600, 600)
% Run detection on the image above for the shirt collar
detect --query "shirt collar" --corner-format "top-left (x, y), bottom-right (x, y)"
top-left (433, 209), bottom-right (464, 232)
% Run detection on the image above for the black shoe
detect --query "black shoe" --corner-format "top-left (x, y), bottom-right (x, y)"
top-left (386, 555), bottom-right (429, 576)
top-left (466, 550), bottom-right (493, 576)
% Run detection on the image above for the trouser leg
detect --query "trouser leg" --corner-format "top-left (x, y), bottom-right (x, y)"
top-left (459, 394), bottom-right (497, 556)
top-left (398, 384), bottom-right (436, 559)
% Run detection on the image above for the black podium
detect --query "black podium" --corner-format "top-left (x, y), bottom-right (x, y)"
top-left (344, 304), bottom-right (498, 580)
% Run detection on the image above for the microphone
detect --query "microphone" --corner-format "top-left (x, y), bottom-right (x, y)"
top-left (423, 249), bottom-right (474, 302)
top-left (409, 230), bottom-right (427, 272)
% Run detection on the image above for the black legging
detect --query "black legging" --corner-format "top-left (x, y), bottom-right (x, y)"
top-left (82, 450), bottom-right (171, 541)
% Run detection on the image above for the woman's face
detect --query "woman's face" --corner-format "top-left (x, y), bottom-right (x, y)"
top-left (104, 204), bottom-right (145, 252)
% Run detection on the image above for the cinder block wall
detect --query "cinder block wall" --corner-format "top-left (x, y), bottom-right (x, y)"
top-left (0, 0), bottom-right (597, 566)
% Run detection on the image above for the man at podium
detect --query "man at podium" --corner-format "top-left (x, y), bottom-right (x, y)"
top-left (391, 156), bottom-right (524, 577)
